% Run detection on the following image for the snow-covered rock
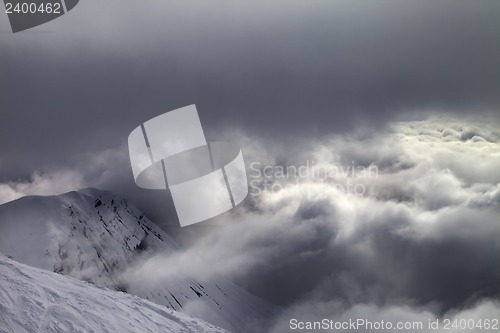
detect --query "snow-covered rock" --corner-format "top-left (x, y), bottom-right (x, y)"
top-left (0, 255), bottom-right (228, 333)
top-left (0, 188), bottom-right (274, 332)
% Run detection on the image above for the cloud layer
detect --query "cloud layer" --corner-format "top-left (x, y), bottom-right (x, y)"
top-left (112, 116), bottom-right (500, 331)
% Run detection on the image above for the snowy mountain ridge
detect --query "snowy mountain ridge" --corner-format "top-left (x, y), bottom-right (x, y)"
top-left (0, 188), bottom-right (275, 332)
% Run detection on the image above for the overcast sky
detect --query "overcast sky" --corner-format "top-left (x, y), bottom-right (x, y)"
top-left (1, 0), bottom-right (499, 218)
top-left (1, 0), bottom-right (499, 176)
top-left (1, 1), bottom-right (499, 331)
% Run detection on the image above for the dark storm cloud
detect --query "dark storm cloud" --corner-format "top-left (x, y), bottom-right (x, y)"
top-left (231, 202), bottom-right (500, 309)
top-left (229, 119), bottom-right (500, 310)
top-left (1, 0), bottom-right (499, 182)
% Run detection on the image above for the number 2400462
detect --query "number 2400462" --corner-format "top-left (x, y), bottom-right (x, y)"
top-left (5, 2), bottom-right (61, 14)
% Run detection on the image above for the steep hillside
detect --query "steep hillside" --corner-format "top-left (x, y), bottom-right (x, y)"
top-left (0, 255), bottom-right (228, 333)
top-left (0, 189), bottom-right (275, 332)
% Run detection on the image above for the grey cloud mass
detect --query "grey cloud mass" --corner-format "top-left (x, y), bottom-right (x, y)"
top-left (118, 118), bottom-right (500, 331)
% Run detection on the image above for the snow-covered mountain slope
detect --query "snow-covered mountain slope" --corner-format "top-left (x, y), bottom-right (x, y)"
top-left (0, 254), bottom-right (227, 333)
top-left (0, 189), bottom-right (274, 333)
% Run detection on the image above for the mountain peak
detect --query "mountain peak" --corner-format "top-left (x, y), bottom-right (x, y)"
top-left (77, 187), bottom-right (116, 199)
